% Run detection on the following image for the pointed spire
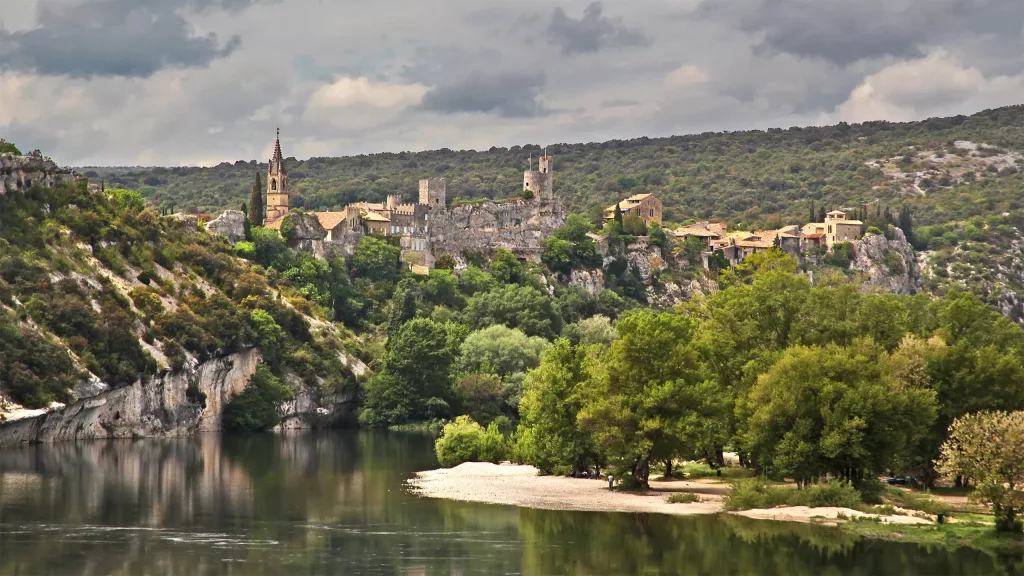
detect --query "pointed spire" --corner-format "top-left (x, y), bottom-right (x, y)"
top-left (271, 128), bottom-right (284, 172)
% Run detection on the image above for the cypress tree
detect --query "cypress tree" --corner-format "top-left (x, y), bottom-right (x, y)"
top-left (614, 201), bottom-right (624, 228)
top-left (809, 200), bottom-right (816, 223)
top-left (248, 171), bottom-right (264, 226)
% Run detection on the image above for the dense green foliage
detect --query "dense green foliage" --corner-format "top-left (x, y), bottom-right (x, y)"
top-left (1, 141), bottom-right (22, 155)
top-left (434, 415), bottom-right (507, 467)
top-left (724, 480), bottom-right (863, 511)
top-left (93, 106), bottom-right (1024, 230)
top-left (0, 181), bottom-right (353, 408)
top-left (508, 256), bottom-right (1024, 490)
top-left (223, 365), bottom-right (295, 432)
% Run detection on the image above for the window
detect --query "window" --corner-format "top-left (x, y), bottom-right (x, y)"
top-left (424, 225), bottom-right (429, 233)
top-left (650, 208), bottom-right (654, 218)
top-left (271, 179), bottom-right (277, 191)
top-left (424, 214), bottom-right (429, 221)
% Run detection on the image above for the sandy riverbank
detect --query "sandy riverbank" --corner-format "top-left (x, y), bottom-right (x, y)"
top-left (408, 462), bottom-right (933, 526)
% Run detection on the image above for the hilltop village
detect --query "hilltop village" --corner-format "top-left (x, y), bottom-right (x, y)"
top-left (208, 133), bottom-right (564, 272)
top-left (207, 133), bottom-right (867, 273)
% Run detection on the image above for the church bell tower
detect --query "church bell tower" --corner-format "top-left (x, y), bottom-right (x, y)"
top-left (265, 128), bottom-right (289, 221)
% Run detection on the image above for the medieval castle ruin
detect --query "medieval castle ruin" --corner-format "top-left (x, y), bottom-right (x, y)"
top-left (208, 132), bottom-right (565, 270)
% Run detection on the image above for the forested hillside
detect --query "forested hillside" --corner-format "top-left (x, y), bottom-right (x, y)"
top-left (83, 106), bottom-right (1024, 228)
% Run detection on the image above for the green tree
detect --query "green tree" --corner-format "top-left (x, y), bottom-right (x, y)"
top-left (455, 324), bottom-right (548, 379)
top-left (111, 189), bottom-right (145, 214)
top-left (248, 171), bottom-right (264, 227)
top-left (580, 310), bottom-right (723, 487)
top-left (621, 214), bottom-right (648, 237)
top-left (455, 373), bottom-right (507, 425)
top-left (223, 364), bottom-right (294, 432)
top-left (488, 248), bottom-right (525, 284)
top-left (741, 339), bottom-right (937, 486)
top-left (463, 284), bottom-right (562, 339)
top-left (362, 318), bottom-right (459, 426)
top-left (352, 236), bottom-right (401, 282)
top-left (542, 238), bottom-right (574, 274)
top-left (0, 141), bottom-right (22, 155)
top-left (938, 411), bottom-right (1024, 532)
top-left (458, 266), bottom-right (497, 296)
top-left (517, 339), bottom-right (598, 474)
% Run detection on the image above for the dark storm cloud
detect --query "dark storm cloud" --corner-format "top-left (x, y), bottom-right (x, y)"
top-left (0, 0), bottom-right (256, 77)
top-left (698, 0), bottom-right (1024, 66)
top-left (419, 70), bottom-right (548, 118)
top-left (546, 2), bottom-right (648, 55)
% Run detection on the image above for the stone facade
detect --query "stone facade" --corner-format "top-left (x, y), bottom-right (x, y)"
top-left (265, 130), bottom-right (289, 221)
top-left (604, 193), bottom-right (662, 225)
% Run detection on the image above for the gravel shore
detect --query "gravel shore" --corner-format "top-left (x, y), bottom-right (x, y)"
top-left (409, 462), bottom-right (725, 516)
top-left (408, 462), bottom-right (934, 526)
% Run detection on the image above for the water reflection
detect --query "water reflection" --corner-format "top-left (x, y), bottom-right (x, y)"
top-left (0, 432), bottom-right (1009, 575)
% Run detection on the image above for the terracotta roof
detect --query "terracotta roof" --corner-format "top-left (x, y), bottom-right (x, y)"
top-left (315, 211), bottom-right (347, 230)
top-left (361, 209), bottom-right (390, 222)
top-left (264, 216), bottom-right (284, 230)
top-left (827, 210), bottom-right (847, 216)
top-left (675, 226), bottom-right (719, 238)
top-left (736, 240), bottom-right (773, 249)
top-left (835, 219), bottom-right (863, 226)
top-left (604, 193), bottom-right (657, 214)
top-left (804, 232), bottom-right (825, 239)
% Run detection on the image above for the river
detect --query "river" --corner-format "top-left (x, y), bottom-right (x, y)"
top-left (0, 431), bottom-right (1011, 575)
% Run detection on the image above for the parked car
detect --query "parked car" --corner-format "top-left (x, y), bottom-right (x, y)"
top-left (886, 476), bottom-right (917, 486)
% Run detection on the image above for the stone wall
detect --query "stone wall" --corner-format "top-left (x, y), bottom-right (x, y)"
top-left (428, 198), bottom-right (565, 262)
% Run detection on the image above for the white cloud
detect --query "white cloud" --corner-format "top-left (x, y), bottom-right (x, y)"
top-left (834, 50), bottom-right (1024, 123)
top-left (307, 76), bottom-right (427, 111)
top-left (666, 64), bottom-right (709, 87)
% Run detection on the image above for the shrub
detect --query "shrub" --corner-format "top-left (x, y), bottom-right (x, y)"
top-left (724, 480), bottom-right (862, 510)
top-left (223, 365), bottom-right (294, 432)
top-left (866, 226), bottom-right (883, 235)
top-left (667, 493), bottom-right (701, 504)
top-left (478, 422), bottom-right (508, 463)
top-left (434, 416), bottom-right (485, 467)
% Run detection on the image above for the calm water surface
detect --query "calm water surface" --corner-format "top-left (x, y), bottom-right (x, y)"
top-left (0, 431), bottom-right (1013, 575)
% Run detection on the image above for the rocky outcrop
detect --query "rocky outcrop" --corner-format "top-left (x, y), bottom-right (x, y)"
top-left (206, 210), bottom-right (247, 243)
top-left (851, 229), bottom-right (921, 295)
top-left (569, 268), bottom-right (605, 297)
top-left (0, 349), bottom-right (262, 447)
top-left (1, 152), bottom-right (77, 195)
top-left (284, 212), bottom-right (328, 256)
top-left (429, 198), bottom-right (565, 262)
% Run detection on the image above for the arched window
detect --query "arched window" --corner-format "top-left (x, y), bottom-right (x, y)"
top-left (271, 179), bottom-right (277, 191)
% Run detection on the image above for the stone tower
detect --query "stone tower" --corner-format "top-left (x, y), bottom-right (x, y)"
top-left (523, 152), bottom-right (553, 201)
top-left (419, 178), bottom-right (446, 208)
top-left (265, 129), bottom-right (289, 221)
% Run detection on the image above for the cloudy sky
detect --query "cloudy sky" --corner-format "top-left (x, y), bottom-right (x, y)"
top-left (1, 0), bottom-right (1023, 166)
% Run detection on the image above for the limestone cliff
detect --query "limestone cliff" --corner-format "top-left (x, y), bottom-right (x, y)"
top-left (0, 152), bottom-right (78, 195)
top-left (206, 210), bottom-right (247, 244)
top-left (0, 348), bottom-right (359, 447)
top-left (851, 229), bottom-right (921, 294)
top-left (0, 349), bottom-right (261, 447)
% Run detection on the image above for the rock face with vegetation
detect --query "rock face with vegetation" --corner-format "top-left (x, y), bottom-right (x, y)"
top-left (206, 210), bottom-right (247, 244)
top-left (0, 177), bottom-right (359, 441)
top-left (0, 348), bottom-right (260, 447)
top-left (1, 152), bottom-right (77, 196)
top-left (852, 228), bottom-right (921, 294)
